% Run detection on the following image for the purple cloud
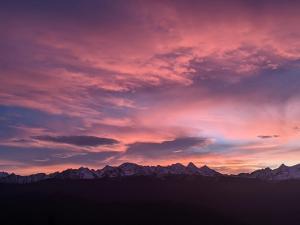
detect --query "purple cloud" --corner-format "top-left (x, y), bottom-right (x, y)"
top-left (32, 135), bottom-right (119, 147)
top-left (125, 137), bottom-right (211, 158)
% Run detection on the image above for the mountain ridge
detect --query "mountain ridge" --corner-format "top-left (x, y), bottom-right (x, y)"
top-left (238, 163), bottom-right (300, 180)
top-left (2, 162), bottom-right (300, 184)
top-left (0, 162), bottom-right (221, 184)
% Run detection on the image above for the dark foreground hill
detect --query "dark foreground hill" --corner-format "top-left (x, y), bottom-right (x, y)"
top-left (1, 175), bottom-right (300, 225)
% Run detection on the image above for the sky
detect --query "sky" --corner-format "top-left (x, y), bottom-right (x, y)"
top-left (1, 0), bottom-right (300, 175)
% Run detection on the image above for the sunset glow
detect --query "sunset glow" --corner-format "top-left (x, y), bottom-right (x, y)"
top-left (1, 0), bottom-right (300, 175)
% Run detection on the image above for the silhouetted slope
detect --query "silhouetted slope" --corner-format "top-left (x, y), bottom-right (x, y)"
top-left (1, 176), bottom-right (300, 225)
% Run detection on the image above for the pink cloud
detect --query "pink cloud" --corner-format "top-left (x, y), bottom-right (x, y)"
top-left (1, 0), bottom-right (300, 173)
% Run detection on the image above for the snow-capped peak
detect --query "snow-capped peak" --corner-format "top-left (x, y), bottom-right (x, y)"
top-left (198, 165), bottom-right (221, 176)
top-left (238, 163), bottom-right (300, 180)
top-left (0, 162), bottom-right (222, 183)
top-left (54, 167), bottom-right (97, 179)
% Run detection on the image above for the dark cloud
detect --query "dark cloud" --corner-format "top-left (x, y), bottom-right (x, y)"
top-left (257, 135), bottom-right (279, 139)
top-left (0, 145), bottom-right (118, 167)
top-left (32, 135), bottom-right (119, 147)
top-left (125, 137), bottom-right (211, 158)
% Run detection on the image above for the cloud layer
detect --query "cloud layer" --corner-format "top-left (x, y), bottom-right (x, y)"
top-left (1, 0), bottom-right (300, 174)
top-left (125, 137), bottom-right (211, 158)
top-left (32, 135), bottom-right (119, 147)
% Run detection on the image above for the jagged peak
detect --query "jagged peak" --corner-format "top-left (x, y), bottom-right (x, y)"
top-left (278, 163), bottom-right (288, 169)
top-left (199, 165), bottom-right (210, 170)
top-left (187, 162), bottom-right (198, 168)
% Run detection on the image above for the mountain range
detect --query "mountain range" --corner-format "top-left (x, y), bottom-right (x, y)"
top-left (1, 162), bottom-right (300, 184)
top-left (3, 162), bottom-right (300, 225)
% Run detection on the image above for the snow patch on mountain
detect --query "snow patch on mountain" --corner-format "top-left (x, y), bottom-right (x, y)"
top-left (238, 164), bottom-right (300, 180)
top-left (0, 162), bottom-right (222, 184)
